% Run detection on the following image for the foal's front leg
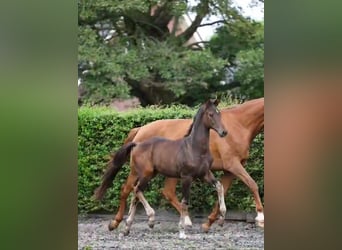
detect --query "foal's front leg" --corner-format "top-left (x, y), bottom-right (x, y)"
top-left (179, 176), bottom-right (193, 239)
top-left (203, 170), bottom-right (226, 230)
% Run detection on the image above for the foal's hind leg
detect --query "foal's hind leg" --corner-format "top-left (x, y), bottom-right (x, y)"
top-left (109, 170), bottom-right (138, 231)
top-left (123, 195), bottom-right (139, 236)
top-left (134, 174), bottom-right (156, 229)
top-left (202, 171), bottom-right (226, 232)
top-left (135, 189), bottom-right (156, 229)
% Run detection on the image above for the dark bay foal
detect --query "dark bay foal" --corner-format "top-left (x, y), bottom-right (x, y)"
top-left (94, 99), bottom-right (228, 239)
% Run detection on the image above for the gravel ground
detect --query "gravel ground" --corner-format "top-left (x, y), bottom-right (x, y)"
top-left (78, 210), bottom-right (264, 250)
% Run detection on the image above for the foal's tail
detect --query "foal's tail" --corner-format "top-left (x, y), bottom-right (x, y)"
top-left (93, 142), bottom-right (137, 200)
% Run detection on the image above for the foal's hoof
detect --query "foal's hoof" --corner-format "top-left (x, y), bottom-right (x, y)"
top-left (123, 229), bottom-right (130, 236)
top-left (201, 222), bottom-right (210, 233)
top-left (217, 218), bottom-right (224, 227)
top-left (148, 221), bottom-right (155, 229)
top-left (179, 231), bottom-right (187, 239)
top-left (108, 220), bottom-right (120, 231)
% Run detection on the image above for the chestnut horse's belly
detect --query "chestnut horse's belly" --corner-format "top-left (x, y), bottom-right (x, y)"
top-left (210, 159), bottom-right (224, 171)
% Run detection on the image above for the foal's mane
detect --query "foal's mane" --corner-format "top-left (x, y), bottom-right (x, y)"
top-left (183, 104), bottom-right (206, 138)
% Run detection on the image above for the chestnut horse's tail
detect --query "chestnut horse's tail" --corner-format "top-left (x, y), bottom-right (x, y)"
top-left (123, 127), bottom-right (140, 144)
top-left (94, 142), bottom-right (137, 200)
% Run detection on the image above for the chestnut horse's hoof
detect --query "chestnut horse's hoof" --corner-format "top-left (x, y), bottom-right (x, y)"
top-left (255, 212), bottom-right (264, 228)
top-left (201, 222), bottom-right (210, 233)
top-left (256, 220), bottom-right (264, 228)
top-left (108, 220), bottom-right (120, 231)
top-left (184, 215), bottom-right (192, 228)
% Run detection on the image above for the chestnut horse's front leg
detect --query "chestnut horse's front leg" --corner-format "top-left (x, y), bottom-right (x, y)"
top-left (162, 178), bottom-right (193, 227)
top-left (161, 178), bottom-right (181, 212)
top-left (225, 159), bottom-right (264, 227)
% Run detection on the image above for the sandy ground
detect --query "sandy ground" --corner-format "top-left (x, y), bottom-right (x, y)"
top-left (78, 210), bottom-right (264, 249)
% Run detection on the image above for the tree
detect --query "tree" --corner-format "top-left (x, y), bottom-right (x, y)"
top-left (208, 19), bottom-right (264, 99)
top-left (234, 46), bottom-right (264, 98)
top-left (78, 0), bottom-right (264, 105)
top-left (231, 21), bottom-right (263, 98)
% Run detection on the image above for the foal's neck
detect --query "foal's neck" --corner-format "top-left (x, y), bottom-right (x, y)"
top-left (187, 119), bottom-right (210, 154)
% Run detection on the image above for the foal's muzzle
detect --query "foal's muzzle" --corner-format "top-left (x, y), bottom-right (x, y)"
top-left (219, 129), bottom-right (228, 138)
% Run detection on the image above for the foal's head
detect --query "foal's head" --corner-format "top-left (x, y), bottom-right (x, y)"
top-left (201, 99), bottom-right (228, 137)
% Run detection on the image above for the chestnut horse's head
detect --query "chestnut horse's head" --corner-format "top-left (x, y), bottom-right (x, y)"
top-left (203, 99), bottom-right (228, 138)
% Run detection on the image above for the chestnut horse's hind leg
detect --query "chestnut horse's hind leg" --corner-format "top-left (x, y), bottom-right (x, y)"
top-left (109, 170), bottom-right (138, 231)
top-left (123, 195), bottom-right (139, 236)
top-left (162, 178), bottom-right (192, 227)
top-left (202, 172), bottom-right (234, 232)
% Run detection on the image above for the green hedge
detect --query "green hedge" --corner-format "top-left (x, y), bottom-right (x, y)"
top-left (78, 105), bottom-right (264, 214)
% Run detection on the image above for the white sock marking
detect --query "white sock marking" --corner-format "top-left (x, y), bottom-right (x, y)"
top-left (179, 230), bottom-right (187, 239)
top-left (255, 211), bottom-right (264, 221)
top-left (184, 215), bottom-right (192, 226)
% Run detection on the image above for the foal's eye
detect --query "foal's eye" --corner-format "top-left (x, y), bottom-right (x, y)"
top-left (208, 112), bottom-right (213, 117)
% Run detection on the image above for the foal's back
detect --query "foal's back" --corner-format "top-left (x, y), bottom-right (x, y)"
top-left (131, 136), bottom-right (184, 178)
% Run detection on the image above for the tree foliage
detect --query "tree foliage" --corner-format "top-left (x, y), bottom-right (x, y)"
top-left (208, 20), bottom-right (264, 98)
top-left (78, 0), bottom-right (264, 105)
top-left (234, 46), bottom-right (264, 98)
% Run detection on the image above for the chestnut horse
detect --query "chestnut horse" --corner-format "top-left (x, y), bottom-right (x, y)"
top-left (103, 97), bottom-right (264, 232)
top-left (95, 99), bottom-right (228, 238)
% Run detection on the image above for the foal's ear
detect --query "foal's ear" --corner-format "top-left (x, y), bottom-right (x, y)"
top-left (209, 98), bottom-right (220, 106)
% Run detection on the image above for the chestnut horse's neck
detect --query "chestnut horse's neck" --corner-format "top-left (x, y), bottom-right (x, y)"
top-left (224, 98), bottom-right (264, 142)
top-left (186, 109), bottom-right (210, 153)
